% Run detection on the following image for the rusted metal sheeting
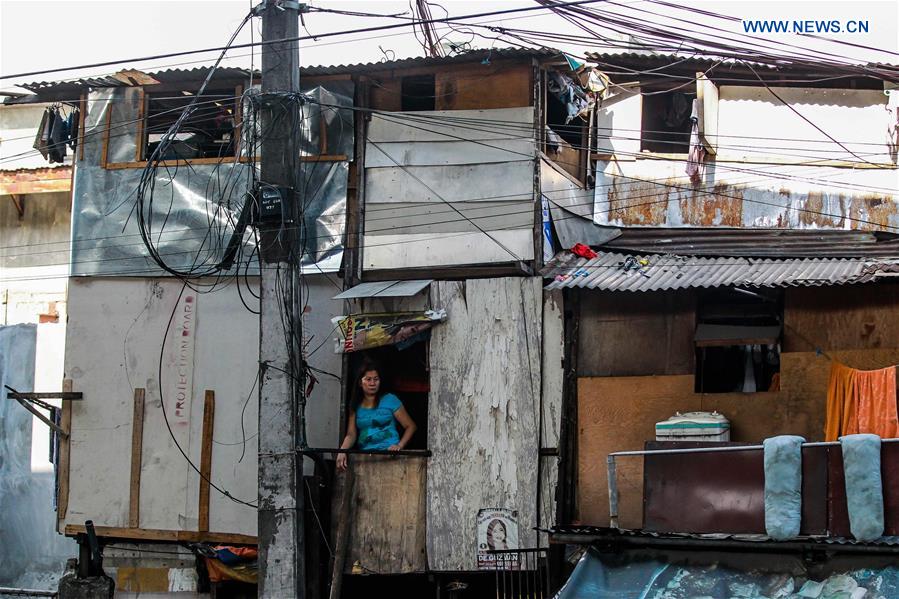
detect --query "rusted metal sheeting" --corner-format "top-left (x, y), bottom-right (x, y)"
top-left (603, 229), bottom-right (899, 258)
top-left (543, 251), bottom-right (899, 292)
top-left (641, 442), bottom-right (828, 535)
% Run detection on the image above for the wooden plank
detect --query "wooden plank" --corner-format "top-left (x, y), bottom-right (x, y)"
top-left (363, 229), bottom-right (534, 270)
top-left (344, 455), bottom-right (427, 574)
top-left (365, 138), bottom-right (536, 168)
top-left (364, 200), bottom-right (533, 236)
top-left (57, 379), bottom-right (73, 527)
top-left (134, 88), bottom-right (146, 162)
top-left (427, 278), bottom-right (542, 570)
top-left (129, 388), bottom-right (146, 529)
top-left (365, 161), bottom-right (534, 204)
top-left (785, 286), bottom-right (899, 352)
top-left (198, 390), bottom-right (215, 533)
top-left (435, 63), bottom-right (532, 110)
top-left (328, 467), bottom-right (354, 599)
top-left (100, 104), bottom-right (111, 168)
top-left (64, 524), bottom-right (256, 545)
top-left (368, 107), bottom-right (535, 143)
top-left (6, 391), bottom-right (83, 400)
top-left (577, 291), bottom-right (696, 377)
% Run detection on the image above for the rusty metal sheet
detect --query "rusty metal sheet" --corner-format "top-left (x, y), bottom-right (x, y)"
top-left (642, 442), bottom-right (828, 535)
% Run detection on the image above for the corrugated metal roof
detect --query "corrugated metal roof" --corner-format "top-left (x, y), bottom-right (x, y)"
top-left (542, 251), bottom-right (899, 292)
top-left (602, 228), bottom-right (899, 258)
top-left (332, 279), bottom-right (431, 300)
top-left (16, 48), bottom-right (554, 96)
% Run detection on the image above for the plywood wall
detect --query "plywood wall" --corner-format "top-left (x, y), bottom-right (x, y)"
top-left (577, 290), bottom-right (696, 377)
top-left (427, 277), bottom-right (542, 571)
top-left (575, 283), bottom-right (899, 529)
top-left (785, 285), bottom-right (899, 352)
top-left (368, 62), bottom-right (533, 112)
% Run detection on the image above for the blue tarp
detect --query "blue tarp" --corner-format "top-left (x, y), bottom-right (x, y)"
top-left (554, 548), bottom-right (899, 599)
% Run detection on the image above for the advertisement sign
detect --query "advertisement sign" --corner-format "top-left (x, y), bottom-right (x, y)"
top-left (477, 508), bottom-right (520, 570)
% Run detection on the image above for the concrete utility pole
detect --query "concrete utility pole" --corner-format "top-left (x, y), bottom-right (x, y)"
top-left (258, 0), bottom-right (304, 597)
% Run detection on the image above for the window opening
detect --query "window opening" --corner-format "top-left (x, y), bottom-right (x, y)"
top-left (694, 288), bottom-right (782, 393)
top-left (641, 90), bottom-right (695, 154)
top-left (401, 75), bottom-right (436, 111)
top-left (346, 339), bottom-right (429, 449)
top-left (143, 89), bottom-right (238, 160)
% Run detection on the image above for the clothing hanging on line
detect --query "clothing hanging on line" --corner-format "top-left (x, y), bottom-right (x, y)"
top-left (824, 361), bottom-right (898, 441)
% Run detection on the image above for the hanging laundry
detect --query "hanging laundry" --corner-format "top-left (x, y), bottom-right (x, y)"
top-left (32, 107), bottom-right (52, 160)
top-left (47, 108), bottom-right (68, 163)
top-left (825, 362), bottom-right (898, 441)
top-left (825, 362), bottom-right (859, 441)
top-left (685, 99), bottom-right (706, 186)
top-left (854, 365), bottom-right (898, 439)
top-left (66, 108), bottom-right (80, 151)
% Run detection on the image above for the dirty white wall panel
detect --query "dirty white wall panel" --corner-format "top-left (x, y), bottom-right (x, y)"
top-left (717, 87), bottom-right (892, 163)
top-left (539, 290), bottom-right (564, 542)
top-left (541, 158), bottom-right (591, 218)
top-left (63, 275), bottom-right (343, 535)
top-left (368, 107), bottom-right (535, 143)
top-left (365, 162), bottom-right (534, 204)
top-left (365, 201), bottom-right (533, 236)
top-left (593, 157), bottom-right (899, 229)
top-left (427, 277), bottom-right (542, 571)
top-left (595, 88), bottom-right (641, 158)
top-left (63, 278), bottom-right (258, 534)
top-left (364, 230), bottom-right (534, 270)
top-left (366, 139), bottom-right (536, 168)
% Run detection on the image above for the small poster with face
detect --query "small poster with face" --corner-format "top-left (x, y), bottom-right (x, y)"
top-left (476, 508), bottom-right (520, 571)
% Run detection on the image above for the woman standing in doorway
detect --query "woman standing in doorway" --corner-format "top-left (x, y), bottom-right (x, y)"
top-left (336, 360), bottom-right (417, 471)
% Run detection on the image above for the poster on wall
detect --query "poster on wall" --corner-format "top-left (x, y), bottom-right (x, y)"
top-left (331, 310), bottom-right (446, 353)
top-left (477, 508), bottom-right (520, 571)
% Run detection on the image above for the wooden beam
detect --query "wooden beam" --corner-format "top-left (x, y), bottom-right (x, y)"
top-left (129, 388), bottom-right (146, 529)
top-left (64, 524), bottom-right (257, 545)
top-left (6, 391), bottom-right (83, 401)
top-left (198, 390), bottom-right (215, 533)
top-left (57, 379), bottom-right (73, 527)
top-left (0, 167), bottom-right (73, 195)
top-left (10, 194), bottom-right (24, 218)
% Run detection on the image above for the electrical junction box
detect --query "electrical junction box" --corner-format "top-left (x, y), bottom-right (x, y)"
top-left (255, 184), bottom-right (293, 223)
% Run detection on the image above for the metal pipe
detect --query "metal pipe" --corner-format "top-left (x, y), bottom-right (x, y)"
top-left (608, 437), bottom-right (899, 459)
top-left (0, 588), bottom-right (57, 597)
top-left (607, 455), bottom-right (619, 529)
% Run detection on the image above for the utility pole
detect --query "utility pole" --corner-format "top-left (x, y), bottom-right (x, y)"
top-left (258, 0), bottom-right (304, 597)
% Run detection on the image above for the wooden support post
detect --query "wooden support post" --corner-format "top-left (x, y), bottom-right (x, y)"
top-left (328, 468), bottom-right (355, 599)
top-left (129, 388), bottom-right (146, 529)
top-left (57, 379), bottom-right (73, 526)
top-left (199, 390), bottom-right (215, 533)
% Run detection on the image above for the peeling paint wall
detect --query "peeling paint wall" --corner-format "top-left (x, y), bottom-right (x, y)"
top-left (593, 86), bottom-right (898, 230)
top-left (426, 277), bottom-right (542, 571)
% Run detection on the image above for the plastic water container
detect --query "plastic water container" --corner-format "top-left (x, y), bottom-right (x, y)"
top-left (655, 411), bottom-right (731, 442)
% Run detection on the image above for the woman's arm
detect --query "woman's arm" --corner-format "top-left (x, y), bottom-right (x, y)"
top-left (336, 411), bottom-right (357, 471)
top-left (388, 405), bottom-right (417, 451)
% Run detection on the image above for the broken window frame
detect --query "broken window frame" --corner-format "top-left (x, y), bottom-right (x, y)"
top-left (101, 84), bottom-right (244, 169)
top-left (542, 68), bottom-right (592, 186)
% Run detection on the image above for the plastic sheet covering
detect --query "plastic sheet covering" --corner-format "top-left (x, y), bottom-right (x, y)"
top-left (554, 548), bottom-right (899, 599)
top-left (71, 83), bottom-right (352, 276)
top-left (0, 325), bottom-right (72, 590)
top-left (107, 87), bottom-right (141, 164)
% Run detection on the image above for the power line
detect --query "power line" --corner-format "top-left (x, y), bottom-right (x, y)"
top-left (0, 0), bottom-right (607, 83)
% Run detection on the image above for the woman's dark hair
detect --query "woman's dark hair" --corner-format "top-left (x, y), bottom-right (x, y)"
top-left (351, 359), bottom-right (385, 411)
